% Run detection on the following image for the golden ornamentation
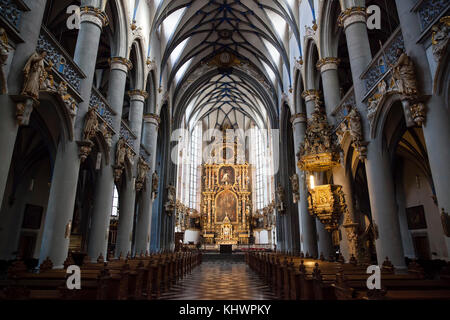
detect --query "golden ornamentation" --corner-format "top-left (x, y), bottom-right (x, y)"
top-left (128, 89), bottom-right (148, 99)
top-left (298, 100), bottom-right (340, 172)
top-left (57, 81), bottom-right (77, 119)
top-left (316, 57), bottom-right (340, 70)
top-left (114, 137), bottom-right (131, 183)
top-left (108, 57), bottom-right (133, 71)
top-left (135, 157), bottom-right (150, 192)
top-left (431, 17), bottom-right (449, 62)
top-left (391, 49), bottom-right (419, 97)
top-left (0, 28), bottom-right (9, 94)
top-left (338, 7), bottom-right (367, 27)
top-left (83, 108), bottom-right (99, 142)
top-left (301, 89), bottom-right (320, 101)
top-left (308, 184), bottom-right (346, 245)
top-left (77, 140), bottom-right (94, 163)
top-left (144, 113), bottom-right (161, 125)
top-left (80, 6), bottom-right (109, 27)
top-left (208, 51), bottom-right (241, 68)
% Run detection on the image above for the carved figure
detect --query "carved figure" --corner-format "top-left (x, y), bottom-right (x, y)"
top-left (22, 51), bottom-right (47, 99)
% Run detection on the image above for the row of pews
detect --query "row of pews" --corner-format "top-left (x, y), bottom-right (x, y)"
top-left (0, 251), bottom-right (202, 300)
top-left (246, 252), bottom-right (450, 300)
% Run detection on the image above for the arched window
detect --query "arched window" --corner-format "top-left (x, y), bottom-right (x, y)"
top-left (189, 124), bottom-right (202, 210)
top-left (111, 186), bottom-right (119, 218)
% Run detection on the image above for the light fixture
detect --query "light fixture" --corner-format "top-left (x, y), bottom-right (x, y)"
top-left (309, 175), bottom-right (315, 190)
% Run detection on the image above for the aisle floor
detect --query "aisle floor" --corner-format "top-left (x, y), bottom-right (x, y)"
top-left (158, 260), bottom-right (278, 300)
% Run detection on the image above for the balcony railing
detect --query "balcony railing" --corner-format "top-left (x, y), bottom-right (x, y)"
top-left (37, 26), bottom-right (85, 95)
top-left (0, 0), bottom-right (27, 29)
top-left (332, 86), bottom-right (355, 128)
top-left (360, 27), bottom-right (404, 97)
top-left (120, 120), bottom-right (137, 151)
top-left (413, 0), bottom-right (450, 31)
top-left (90, 87), bottom-right (116, 131)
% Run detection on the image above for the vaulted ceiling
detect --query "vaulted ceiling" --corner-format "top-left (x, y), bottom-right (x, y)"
top-left (152, 0), bottom-right (301, 131)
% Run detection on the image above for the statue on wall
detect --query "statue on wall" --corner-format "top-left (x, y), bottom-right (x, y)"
top-left (116, 138), bottom-right (127, 168)
top-left (431, 21), bottom-right (449, 62)
top-left (290, 174), bottom-right (300, 203)
top-left (136, 157), bottom-right (150, 192)
top-left (276, 184), bottom-right (285, 212)
top-left (0, 28), bottom-right (9, 94)
top-left (21, 51), bottom-right (47, 99)
top-left (152, 171), bottom-right (159, 199)
top-left (57, 81), bottom-right (77, 118)
top-left (391, 49), bottom-right (418, 97)
top-left (83, 108), bottom-right (99, 142)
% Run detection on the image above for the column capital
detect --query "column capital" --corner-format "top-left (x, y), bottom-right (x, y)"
top-left (144, 113), bottom-right (160, 126)
top-left (316, 57), bottom-right (340, 73)
top-left (80, 6), bottom-right (109, 29)
top-left (128, 90), bottom-right (148, 102)
top-left (302, 90), bottom-right (321, 102)
top-left (338, 7), bottom-right (367, 29)
top-left (109, 57), bottom-right (133, 72)
top-left (290, 113), bottom-right (307, 124)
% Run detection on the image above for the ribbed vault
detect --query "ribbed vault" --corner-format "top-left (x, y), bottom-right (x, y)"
top-left (151, 0), bottom-right (301, 130)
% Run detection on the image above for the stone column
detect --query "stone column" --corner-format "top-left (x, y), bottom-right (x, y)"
top-left (319, 57), bottom-right (359, 261)
top-left (365, 139), bottom-right (405, 268)
top-left (395, 0), bottom-right (450, 256)
top-left (317, 58), bottom-right (341, 119)
top-left (39, 7), bottom-right (108, 268)
top-left (0, 0), bottom-right (47, 208)
top-left (302, 90), bottom-right (320, 117)
top-left (341, 7), bottom-right (406, 267)
top-left (291, 114), bottom-right (318, 257)
top-left (87, 57), bottom-right (131, 260)
top-left (129, 93), bottom-right (157, 255)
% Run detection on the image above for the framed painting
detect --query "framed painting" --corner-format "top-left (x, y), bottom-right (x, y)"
top-left (406, 205), bottom-right (427, 230)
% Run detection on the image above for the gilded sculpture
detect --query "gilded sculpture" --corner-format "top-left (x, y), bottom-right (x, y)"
top-left (431, 19), bottom-right (449, 62)
top-left (83, 108), bottom-right (99, 142)
top-left (136, 157), bottom-right (150, 192)
top-left (21, 51), bottom-right (47, 99)
top-left (391, 49), bottom-right (418, 97)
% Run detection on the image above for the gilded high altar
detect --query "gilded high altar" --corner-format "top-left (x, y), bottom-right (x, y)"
top-left (201, 162), bottom-right (252, 245)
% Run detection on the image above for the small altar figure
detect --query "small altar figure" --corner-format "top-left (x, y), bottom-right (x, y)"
top-left (21, 51), bottom-right (47, 99)
top-left (221, 172), bottom-right (230, 184)
top-left (391, 49), bottom-right (418, 97)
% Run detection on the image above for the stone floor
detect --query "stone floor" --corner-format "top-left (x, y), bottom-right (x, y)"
top-left (158, 256), bottom-right (278, 300)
